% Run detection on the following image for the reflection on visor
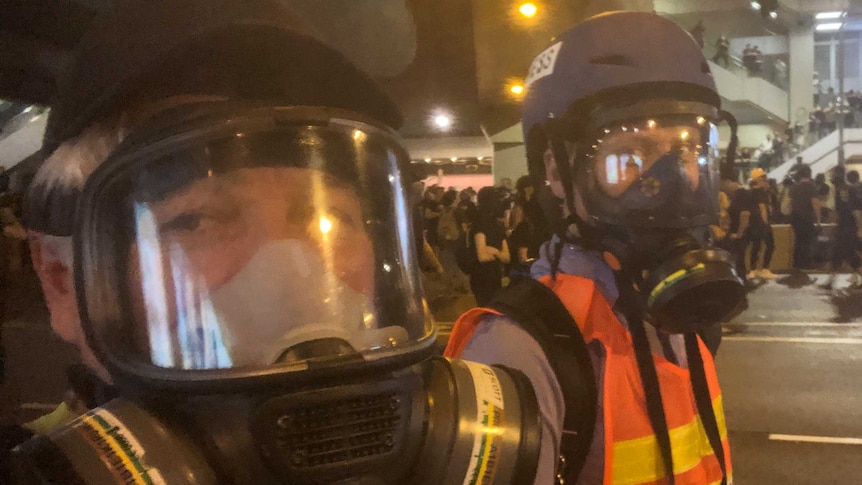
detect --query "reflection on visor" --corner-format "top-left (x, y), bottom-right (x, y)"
top-left (605, 153), bottom-right (644, 184)
top-left (591, 117), bottom-right (711, 198)
top-left (582, 115), bottom-right (721, 228)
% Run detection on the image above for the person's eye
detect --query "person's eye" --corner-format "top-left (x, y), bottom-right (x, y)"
top-left (160, 212), bottom-right (205, 234)
top-left (329, 207), bottom-right (360, 228)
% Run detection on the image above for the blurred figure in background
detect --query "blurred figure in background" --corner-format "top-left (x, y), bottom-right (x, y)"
top-left (821, 168), bottom-right (862, 289)
top-left (469, 187), bottom-right (509, 305)
top-left (747, 169), bottom-right (777, 280)
top-left (421, 184), bottom-right (444, 251)
top-left (690, 19), bottom-right (705, 49)
top-left (712, 35), bottom-right (730, 68)
top-left (509, 175), bottom-right (534, 232)
top-left (435, 188), bottom-right (470, 294)
top-left (508, 187), bottom-right (544, 284)
top-left (789, 165), bottom-right (821, 273)
top-left (815, 172), bottom-right (834, 223)
top-left (725, 173), bottom-right (752, 284)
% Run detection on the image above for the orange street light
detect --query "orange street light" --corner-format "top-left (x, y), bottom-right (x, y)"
top-left (518, 2), bottom-right (538, 18)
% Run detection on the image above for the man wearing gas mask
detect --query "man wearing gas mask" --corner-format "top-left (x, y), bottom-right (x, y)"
top-left (4, 1), bottom-right (544, 484)
top-left (446, 12), bottom-right (745, 485)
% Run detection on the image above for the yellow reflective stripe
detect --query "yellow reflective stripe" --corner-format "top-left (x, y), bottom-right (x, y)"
top-left (648, 263), bottom-right (706, 304)
top-left (611, 395), bottom-right (728, 485)
top-left (80, 413), bottom-right (151, 485)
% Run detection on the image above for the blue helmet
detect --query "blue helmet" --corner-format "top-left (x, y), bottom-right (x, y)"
top-left (522, 11), bottom-right (720, 143)
top-left (519, 11), bottom-right (746, 338)
top-left (521, 11), bottom-right (727, 233)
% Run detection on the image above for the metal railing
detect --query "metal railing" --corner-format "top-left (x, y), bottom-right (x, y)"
top-left (704, 43), bottom-right (789, 91)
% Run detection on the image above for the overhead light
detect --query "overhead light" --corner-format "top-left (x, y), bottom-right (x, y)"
top-left (450, 157), bottom-right (458, 162)
top-left (424, 157), bottom-right (431, 163)
top-left (518, 2), bottom-right (538, 18)
top-left (752, 0), bottom-right (777, 18)
top-left (769, 10), bottom-right (777, 19)
top-left (816, 11), bottom-right (845, 20)
top-left (430, 111), bottom-right (453, 131)
top-left (816, 22), bottom-right (844, 31)
top-left (509, 84), bottom-right (525, 95)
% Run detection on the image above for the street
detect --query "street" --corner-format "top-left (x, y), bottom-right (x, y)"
top-left (718, 273), bottom-right (862, 484)
top-left (2, 272), bottom-right (862, 483)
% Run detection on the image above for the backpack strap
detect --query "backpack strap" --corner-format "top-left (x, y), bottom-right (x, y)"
top-left (685, 333), bottom-right (728, 485)
top-left (488, 279), bottom-right (597, 484)
top-left (627, 310), bottom-right (675, 484)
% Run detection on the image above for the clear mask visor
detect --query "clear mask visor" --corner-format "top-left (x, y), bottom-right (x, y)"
top-left (78, 113), bottom-right (433, 378)
top-left (583, 115), bottom-right (721, 229)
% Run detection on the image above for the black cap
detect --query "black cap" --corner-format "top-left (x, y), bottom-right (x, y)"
top-left (44, 0), bottom-right (403, 155)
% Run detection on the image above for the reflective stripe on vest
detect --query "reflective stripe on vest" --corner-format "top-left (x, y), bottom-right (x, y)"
top-left (444, 274), bottom-right (731, 485)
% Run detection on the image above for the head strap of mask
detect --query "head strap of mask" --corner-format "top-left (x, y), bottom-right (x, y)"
top-left (539, 120), bottom-right (607, 279)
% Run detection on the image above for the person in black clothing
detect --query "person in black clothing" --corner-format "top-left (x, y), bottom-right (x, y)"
top-left (789, 165), bottom-right (822, 271)
top-left (507, 198), bottom-right (544, 283)
top-left (815, 173), bottom-right (832, 222)
top-left (723, 174), bottom-right (752, 282)
top-left (689, 20), bottom-right (705, 49)
top-left (469, 186), bottom-right (510, 305)
top-left (788, 156), bottom-right (805, 182)
top-left (822, 168), bottom-right (862, 288)
top-left (712, 35), bottom-right (730, 67)
top-left (747, 169), bottom-right (778, 280)
top-left (455, 188), bottom-right (477, 231)
top-left (421, 185), bottom-right (444, 248)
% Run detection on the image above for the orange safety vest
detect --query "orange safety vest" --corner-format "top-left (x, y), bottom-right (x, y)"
top-left (445, 273), bottom-right (731, 485)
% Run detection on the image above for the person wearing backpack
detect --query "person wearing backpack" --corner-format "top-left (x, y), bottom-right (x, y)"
top-left (445, 12), bottom-right (743, 485)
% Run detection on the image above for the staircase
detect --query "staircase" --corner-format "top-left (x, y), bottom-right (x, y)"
top-left (768, 129), bottom-right (862, 181)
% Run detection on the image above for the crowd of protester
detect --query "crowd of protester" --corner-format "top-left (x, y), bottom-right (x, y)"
top-left (413, 176), bottom-right (549, 306)
top-left (412, 159), bottom-right (862, 310)
top-left (714, 160), bottom-right (862, 289)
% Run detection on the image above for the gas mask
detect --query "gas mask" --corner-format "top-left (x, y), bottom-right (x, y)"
top-left (572, 109), bottom-right (746, 333)
top-left (9, 104), bottom-right (541, 484)
top-left (11, 359), bottom-right (540, 485)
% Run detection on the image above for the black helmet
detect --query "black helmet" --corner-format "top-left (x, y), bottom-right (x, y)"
top-left (44, 0), bottom-right (410, 155)
top-left (28, 0), bottom-right (412, 238)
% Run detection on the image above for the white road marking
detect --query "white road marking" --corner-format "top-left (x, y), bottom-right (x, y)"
top-left (740, 322), bottom-right (862, 327)
top-left (20, 402), bottom-right (59, 411)
top-left (724, 336), bottom-right (862, 344)
top-left (769, 434), bottom-right (862, 446)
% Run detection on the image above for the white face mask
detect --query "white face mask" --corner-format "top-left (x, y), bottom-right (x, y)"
top-left (208, 239), bottom-right (389, 367)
